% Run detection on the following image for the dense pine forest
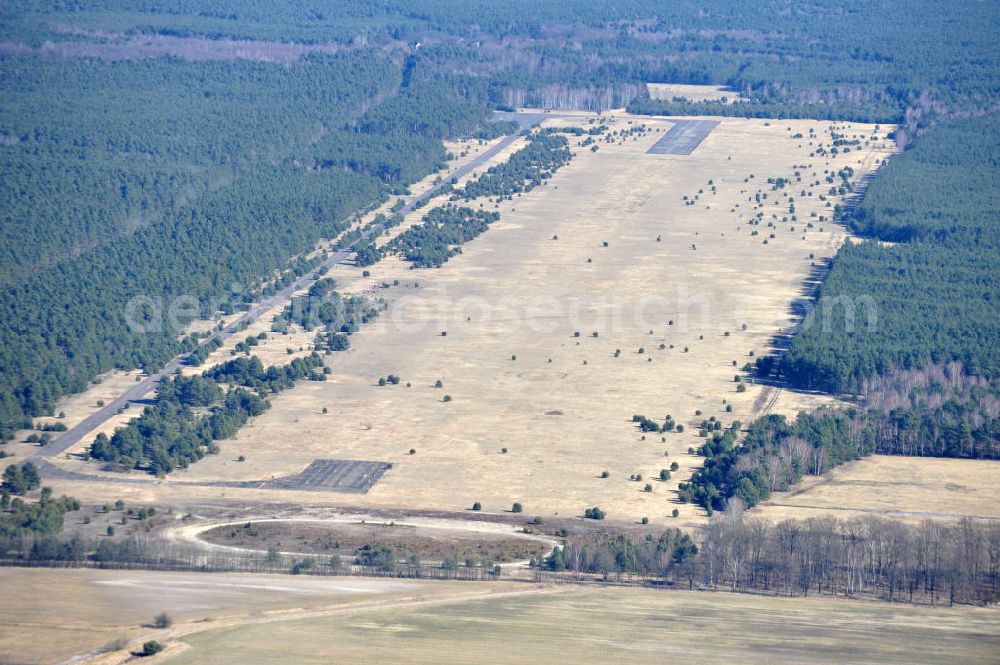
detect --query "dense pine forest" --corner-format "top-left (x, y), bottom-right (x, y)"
top-left (1, 0), bottom-right (998, 446)
top-left (778, 115), bottom-right (1000, 393)
top-left (0, 51), bottom-right (482, 438)
top-left (5, 1), bottom-right (996, 130)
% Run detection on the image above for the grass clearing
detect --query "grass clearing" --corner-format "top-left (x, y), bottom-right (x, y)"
top-left (647, 83), bottom-right (746, 103)
top-left (753, 454), bottom-right (1000, 522)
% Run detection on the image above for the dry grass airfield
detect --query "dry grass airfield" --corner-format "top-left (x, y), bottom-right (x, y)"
top-left (48, 113), bottom-right (894, 528)
top-left (45, 114), bottom-right (888, 525)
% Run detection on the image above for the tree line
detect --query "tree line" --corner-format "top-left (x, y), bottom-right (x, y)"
top-left (380, 205), bottom-right (500, 268)
top-left (531, 510), bottom-right (999, 606)
top-left (455, 133), bottom-right (571, 202)
top-left (697, 508), bottom-right (999, 606)
top-left (628, 97), bottom-right (900, 124)
top-left (89, 354), bottom-right (326, 475)
top-left (540, 528), bottom-right (697, 582)
top-left (1, 531), bottom-right (502, 582)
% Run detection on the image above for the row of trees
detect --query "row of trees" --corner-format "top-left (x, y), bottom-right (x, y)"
top-left (531, 511), bottom-right (999, 606)
top-left (628, 97), bottom-right (899, 124)
top-left (203, 353), bottom-right (327, 394)
top-left (89, 354), bottom-right (327, 474)
top-left (541, 528), bottom-right (698, 580)
top-left (380, 205), bottom-right (500, 268)
top-left (4, 509), bottom-right (996, 606)
top-left (699, 508), bottom-right (1000, 606)
top-left (0, 532), bottom-right (502, 582)
top-left (455, 133), bottom-right (571, 202)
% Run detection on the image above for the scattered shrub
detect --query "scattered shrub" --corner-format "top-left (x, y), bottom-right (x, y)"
top-left (141, 641), bottom-right (164, 657)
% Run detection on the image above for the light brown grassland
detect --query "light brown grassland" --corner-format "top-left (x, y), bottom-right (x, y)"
top-left (752, 454), bottom-right (1000, 522)
top-left (43, 113), bottom-right (896, 528)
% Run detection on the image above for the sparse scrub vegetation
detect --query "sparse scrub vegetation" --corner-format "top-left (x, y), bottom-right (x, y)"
top-left (90, 355), bottom-right (325, 474)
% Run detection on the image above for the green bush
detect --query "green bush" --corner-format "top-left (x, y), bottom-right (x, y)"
top-left (142, 641), bottom-right (164, 657)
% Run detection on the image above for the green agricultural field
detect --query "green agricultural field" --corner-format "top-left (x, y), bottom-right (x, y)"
top-left (171, 587), bottom-right (1000, 665)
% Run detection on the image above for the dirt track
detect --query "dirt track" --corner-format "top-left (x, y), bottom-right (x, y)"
top-left (163, 512), bottom-right (559, 568)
